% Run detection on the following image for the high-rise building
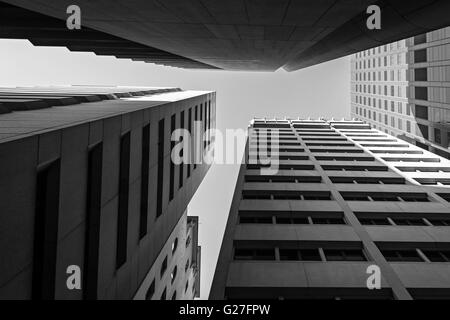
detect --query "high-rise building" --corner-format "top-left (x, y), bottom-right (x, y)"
top-left (211, 118), bottom-right (450, 300)
top-left (133, 211), bottom-right (201, 300)
top-left (0, 86), bottom-right (215, 300)
top-left (351, 27), bottom-right (450, 159)
top-left (2, 1), bottom-right (450, 71)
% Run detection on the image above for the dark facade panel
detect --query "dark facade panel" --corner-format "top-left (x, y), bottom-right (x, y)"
top-left (2, 0), bottom-right (450, 71)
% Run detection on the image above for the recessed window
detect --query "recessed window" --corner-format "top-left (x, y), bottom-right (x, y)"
top-left (145, 279), bottom-right (155, 300)
top-left (160, 288), bottom-right (167, 300)
top-left (414, 49), bottom-right (427, 63)
top-left (160, 256), bottom-right (168, 278)
top-left (311, 217), bottom-right (346, 225)
top-left (185, 235), bottom-right (191, 248)
top-left (276, 217), bottom-right (309, 224)
top-left (171, 266), bottom-right (178, 284)
top-left (234, 248), bottom-right (276, 261)
top-left (240, 216), bottom-right (273, 224)
top-left (381, 249), bottom-right (423, 262)
top-left (172, 238), bottom-right (178, 254)
top-left (279, 249), bottom-right (322, 261)
top-left (415, 87), bottom-right (428, 101)
top-left (323, 249), bottom-right (367, 262)
top-left (359, 218), bottom-right (391, 226)
top-left (414, 68), bottom-right (427, 81)
top-left (422, 250), bottom-right (450, 262)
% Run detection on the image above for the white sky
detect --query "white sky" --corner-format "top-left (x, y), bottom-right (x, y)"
top-left (0, 39), bottom-right (351, 299)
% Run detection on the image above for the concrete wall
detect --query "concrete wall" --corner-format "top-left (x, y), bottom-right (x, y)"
top-left (0, 90), bottom-right (216, 299)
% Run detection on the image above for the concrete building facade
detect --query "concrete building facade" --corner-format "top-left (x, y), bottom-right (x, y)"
top-left (351, 27), bottom-right (450, 159)
top-left (133, 212), bottom-right (201, 300)
top-left (2, 0), bottom-right (450, 71)
top-left (0, 86), bottom-right (215, 300)
top-left (211, 118), bottom-right (450, 300)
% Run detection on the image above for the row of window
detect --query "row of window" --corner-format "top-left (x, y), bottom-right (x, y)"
top-left (355, 41), bottom-right (406, 59)
top-left (355, 97), bottom-right (406, 113)
top-left (234, 245), bottom-right (450, 263)
top-left (244, 175), bottom-right (404, 185)
top-left (247, 163), bottom-right (389, 172)
top-left (239, 211), bottom-right (450, 227)
top-left (234, 247), bottom-right (366, 262)
top-left (239, 214), bottom-right (345, 225)
top-left (242, 191), bottom-right (432, 202)
top-left (146, 233), bottom-right (194, 300)
top-left (355, 69), bottom-right (406, 82)
top-left (358, 215), bottom-right (450, 227)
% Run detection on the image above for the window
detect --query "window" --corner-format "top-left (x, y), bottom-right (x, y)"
top-left (323, 249), bottom-right (366, 262)
top-left (279, 249), bottom-right (322, 261)
top-left (146, 279), bottom-right (155, 300)
top-left (186, 235), bottom-right (191, 248)
top-left (185, 259), bottom-right (190, 272)
top-left (417, 124), bottom-right (429, 139)
top-left (415, 87), bottom-right (428, 101)
top-left (311, 217), bottom-right (346, 225)
top-left (234, 248), bottom-right (276, 261)
top-left (276, 217), bottom-right (309, 225)
top-left (160, 288), bottom-right (167, 300)
top-left (172, 238), bottom-right (178, 254)
top-left (359, 218), bottom-right (391, 226)
top-left (438, 194), bottom-right (450, 202)
top-left (160, 256), bottom-right (168, 278)
top-left (381, 250), bottom-right (423, 262)
top-left (171, 266), bottom-right (178, 284)
top-left (188, 108), bottom-right (192, 177)
top-left (240, 216), bottom-right (273, 224)
top-left (140, 124), bottom-right (150, 239)
top-left (171, 291), bottom-right (177, 300)
top-left (242, 190), bottom-right (331, 201)
top-left (415, 105), bottom-right (428, 120)
top-left (179, 110), bottom-right (185, 189)
top-left (33, 159), bottom-right (61, 300)
top-left (341, 192), bottom-right (429, 202)
top-left (116, 132), bottom-right (131, 269)
top-left (392, 218), bottom-right (427, 226)
top-left (414, 34), bottom-right (427, 45)
top-left (414, 68), bottom-right (427, 81)
top-left (414, 49), bottom-right (427, 63)
top-left (84, 143), bottom-right (103, 299)
top-left (169, 114), bottom-right (176, 201)
top-left (422, 250), bottom-right (450, 262)
top-left (435, 128), bottom-right (442, 144)
top-left (156, 119), bottom-right (165, 218)
top-left (194, 106), bottom-right (198, 170)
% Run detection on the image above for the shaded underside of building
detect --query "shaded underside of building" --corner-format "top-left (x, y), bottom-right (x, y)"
top-left (1, 0), bottom-right (450, 71)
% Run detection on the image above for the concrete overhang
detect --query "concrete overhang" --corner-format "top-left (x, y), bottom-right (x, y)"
top-left (2, 0), bottom-right (450, 71)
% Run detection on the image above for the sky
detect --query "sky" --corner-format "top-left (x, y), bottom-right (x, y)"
top-left (0, 39), bottom-right (351, 299)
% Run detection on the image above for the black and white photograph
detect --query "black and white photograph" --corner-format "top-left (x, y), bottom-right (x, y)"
top-left (1, 0), bottom-right (450, 312)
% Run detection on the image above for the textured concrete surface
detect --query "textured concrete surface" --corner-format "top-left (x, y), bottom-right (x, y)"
top-left (2, 0), bottom-right (450, 71)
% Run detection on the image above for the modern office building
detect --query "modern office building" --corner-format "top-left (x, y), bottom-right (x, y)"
top-left (0, 85), bottom-right (215, 300)
top-left (2, 0), bottom-right (450, 71)
top-left (211, 118), bottom-right (450, 300)
top-left (351, 27), bottom-right (450, 158)
top-left (134, 211), bottom-right (201, 300)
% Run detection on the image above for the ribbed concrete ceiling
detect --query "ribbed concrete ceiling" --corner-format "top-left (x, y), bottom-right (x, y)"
top-left (2, 0), bottom-right (450, 71)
